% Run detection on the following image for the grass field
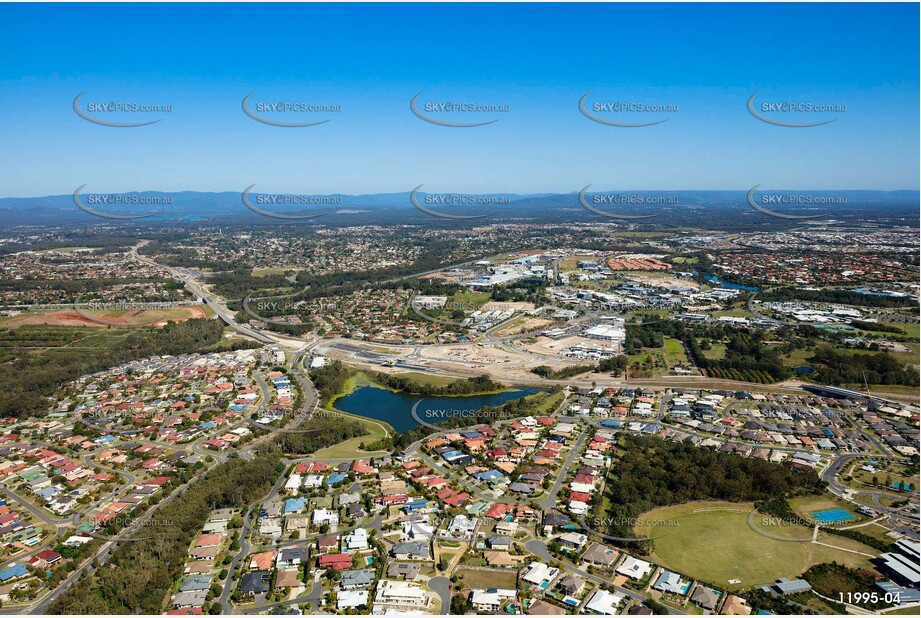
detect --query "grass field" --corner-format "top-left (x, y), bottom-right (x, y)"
top-left (310, 409), bottom-right (391, 458)
top-left (778, 346), bottom-right (814, 368)
top-left (362, 368), bottom-right (511, 396)
top-left (0, 322), bottom-right (229, 356)
top-left (857, 321), bottom-right (920, 339)
top-left (711, 309), bottom-right (756, 318)
top-left (749, 515), bottom-right (814, 541)
top-left (789, 495), bottom-right (867, 524)
top-left (663, 338), bottom-right (688, 366)
top-left (835, 344), bottom-right (920, 367)
top-left (845, 460), bottom-right (919, 494)
top-left (626, 309), bottom-right (670, 321)
top-left (0, 324), bottom-right (101, 352)
top-left (448, 291), bottom-right (490, 309)
top-left (531, 390), bottom-right (565, 415)
top-left (313, 372), bottom-right (393, 457)
top-left (558, 256), bottom-right (604, 272)
top-left (777, 341), bottom-right (919, 388)
top-left (455, 568), bottom-right (518, 590)
top-left (387, 371), bottom-right (460, 388)
top-left (856, 383), bottom-right (921, 398)
top-left (700, 343), bottom-right (727, 360)
top-left (252, 267), bottom-right (298, 277)
top-left (35, 246), bottom-right (92, 253)
top-left (635, 502), bottom-right (878, 591)
top-left (840, 520), bottom-right (896, 544)
top-left (627, 338), bottom-right (687, 377)
top-left (611, 231), bottom-right (672, 239)
top-left (882, 606), bottom-right (921, 615)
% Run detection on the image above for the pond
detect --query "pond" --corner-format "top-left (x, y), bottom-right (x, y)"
top-left (333, 384), bottom-right (543, 433)
top-left (702, 274), bottom-right (760, 291)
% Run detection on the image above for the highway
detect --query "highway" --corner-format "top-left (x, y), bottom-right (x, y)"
top-left (129, 243), bottom-right (277, 345)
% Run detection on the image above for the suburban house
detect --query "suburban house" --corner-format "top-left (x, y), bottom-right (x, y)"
top-left (581, 542), bottom-right (619, 568)
top-left (340, 568), bottom-right (375, 590)
top-left (318, 553), bottom-right (353, 571)
top-left (616, 555), bottom-right (653, 580)
top-left (585, 589), bottom-right (626, 614)
top-left (391, 540), bottom-right (430, 561)
top-left (374, 579), bottom-right (430, 611)
top-left (469, 588), bottom-right (516, 612)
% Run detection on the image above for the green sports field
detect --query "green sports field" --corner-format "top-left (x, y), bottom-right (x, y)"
top-left (634, 501), bottom-right (878, 591)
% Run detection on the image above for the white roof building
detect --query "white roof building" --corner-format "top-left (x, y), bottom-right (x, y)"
top-left (522, 562), bottom-right (559, 586)
top-left (470, 588), bottom-right (516, 611)
top-left (284, 474), bottom-right (302, 492)
top-left (345, 528), bottom-right (369, 551)
top-left (403, 521), bottom-right (435, 540)
top-left (374, 580), bottom-right (429, 610)
top-left (338, 589), bottom-right (369, 610)
top-left (585, 589), bottom-right (626, 614)
top-left (303, 474), bottom-right (324, 488)
top-left (313, 508), bottom-right (340, 526)
top-left (616, 555), bottom-right (653, 580)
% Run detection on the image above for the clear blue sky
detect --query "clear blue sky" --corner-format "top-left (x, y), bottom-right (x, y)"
top-left (0, 2), bottom-right (917, 196)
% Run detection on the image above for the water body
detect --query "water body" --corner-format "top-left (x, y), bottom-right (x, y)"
top-left (701, 273), bottom-right (760, 292)
top-left (334, 385), bottom-right (543, 433)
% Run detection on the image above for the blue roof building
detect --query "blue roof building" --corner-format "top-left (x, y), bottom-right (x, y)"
top-left (0, 564), bottom-right (29, 582)
top-left (284, 497), bottom-right (308, 514)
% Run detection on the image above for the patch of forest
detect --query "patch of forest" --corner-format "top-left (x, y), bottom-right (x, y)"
top-left (0, 319), bottom-right (258, 419)
top-left (49, 455), bottom-right (282, 614)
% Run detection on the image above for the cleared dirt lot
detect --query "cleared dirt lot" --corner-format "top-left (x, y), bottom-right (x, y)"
top-left (492, 316), bottom-right (554, 337)
top-left (2, 306), bottom-right (208, 328)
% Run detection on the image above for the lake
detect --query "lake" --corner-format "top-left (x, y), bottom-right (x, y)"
top-left (333, 385), bottom-right (543, 433)
top-left (702, 274), bottom-right (760, 291)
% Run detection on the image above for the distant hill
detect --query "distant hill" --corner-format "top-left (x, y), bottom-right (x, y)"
top-left (0, 189), bottom-right (916, 228)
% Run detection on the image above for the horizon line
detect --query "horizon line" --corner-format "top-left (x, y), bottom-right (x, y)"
top-left (3, 188), bottom-right (920, 201)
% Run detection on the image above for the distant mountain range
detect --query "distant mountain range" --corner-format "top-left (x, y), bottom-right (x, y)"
top-left (0, 189), bottom-right (917, 227)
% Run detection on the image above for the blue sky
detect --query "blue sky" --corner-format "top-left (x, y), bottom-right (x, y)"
top-left (0, 2), bottom-right (917, 196)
